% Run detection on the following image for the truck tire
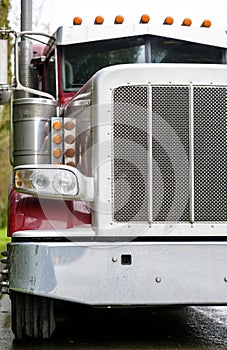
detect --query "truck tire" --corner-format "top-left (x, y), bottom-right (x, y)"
top-left (11, 291), bottom-right (56, 340)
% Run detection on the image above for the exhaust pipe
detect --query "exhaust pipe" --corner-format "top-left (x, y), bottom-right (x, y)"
top-left (15, 0), bottom-right (36, 98)
top-left (21, 0), bottom-right (32, 32)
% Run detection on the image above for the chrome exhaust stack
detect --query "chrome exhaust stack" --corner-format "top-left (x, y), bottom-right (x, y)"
top-left (14, 0), bottom-right (36, 99)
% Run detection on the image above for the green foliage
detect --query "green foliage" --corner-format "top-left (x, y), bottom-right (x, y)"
top-left (0, 0), bottom-right (11, 131)
top-left (0, 226), bottom-right (10, 253)
top-left (0, 103), bottom-right (10, 134)
top-left (0, 0), bottom-right (11, 28)
top-left (0, 199), bottom-right (7, 228)
top-left (0, 0), bottom-right (11, 83)
top-left (0, 131), bottom-right (10, 228)
top-left (0, 1), bottom-right (11, 228)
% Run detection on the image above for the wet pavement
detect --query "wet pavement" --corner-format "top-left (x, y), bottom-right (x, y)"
top-left (1, 294), bottom-right (227, 350)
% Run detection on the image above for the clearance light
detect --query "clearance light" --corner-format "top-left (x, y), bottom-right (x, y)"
top-left (64, 118), bottom-right (76, 168)
top-left (73, 17), bottom-right (82, 25)
top-left (201, 19), bottom-right (212, 28)
top-left (66, 161), bottom-right (76, 167)
top-left (115, 15), bottom-right (124, 24)
top-left (182, 18), bottom-right (192, 26)
top-left (140, 14), bottom-right (150, 24)
top-left (65, 135), bottom-right (75, 144)
top-left (53, 148), bottom-right (62, 158)
top-left (94, 16), bottom-right (104, 25)
top-left (65, 148), bottom-right (75, 158)
top-left (163, 16), bottom-right (174, 25)
top-left (14, 165), bottom-right (94, 201)
top-left (52, 117), bottom-right (63, 165)
top-left (53, 120), bottom-right (62, 131)
top-left (64, 121), bottom-right (75, 130)
top-left (53, 134), bottom-right (62, 144)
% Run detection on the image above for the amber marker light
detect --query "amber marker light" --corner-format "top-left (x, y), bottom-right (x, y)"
top-left (65, 135), bottom-right (75, 144)
top-left (163, 16), bottom-right (174, 25)
top-left (73, 17), bottom-right (82, 25)
top-left (66, 161), bottom-right (76, 167)
top-left (140, 14), bottom-right (150, 24)
top-left (53, 134), bottom-right (62, 144)
top-left (64, 121), bottom-right (75, 130)
top-left (53, 148), bottom-right (62, 158)
top-left (201, 19), bottom-right (212, 28)
top-left (94, 16), bottom-right (104, 24)
top-left (16, 180), bottom-right (23, 187)
top-left (53, 120), bottom-right (62, 131)
top-left (65, 148), bottom-right (75, 158)
top-left (115, 15), bottom-right (124, 24)
top-left (15, 170), bottom-right (22, 179)
top-left (182, 18), bottom-right (192, 26)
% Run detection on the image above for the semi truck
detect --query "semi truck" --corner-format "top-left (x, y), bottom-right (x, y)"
top-left (1, 0), bottom-right (227, 340)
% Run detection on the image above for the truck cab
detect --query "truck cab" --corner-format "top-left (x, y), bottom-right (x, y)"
top-left (1, 14), bottom-right (227, 340)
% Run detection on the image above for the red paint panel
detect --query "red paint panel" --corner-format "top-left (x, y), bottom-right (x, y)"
top-left (8, 186), bottom-right (91, 237)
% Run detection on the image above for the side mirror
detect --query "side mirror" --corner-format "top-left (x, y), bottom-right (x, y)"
top-left (0, 39), bottom-right (11, 104)
top-left (0, 87), bottom-right (11, 104)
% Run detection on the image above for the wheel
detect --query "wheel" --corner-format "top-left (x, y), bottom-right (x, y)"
top-left (11, 291), bottom-right (56, 340)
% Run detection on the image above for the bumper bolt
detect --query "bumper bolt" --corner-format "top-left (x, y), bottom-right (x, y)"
top-left (155, 277), bottom-right (162, 283)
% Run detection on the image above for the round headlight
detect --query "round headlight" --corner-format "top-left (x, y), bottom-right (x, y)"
top-left (31, 172), bottom-right (49, 190)
top-left (53, 171), bottom-right (77, 195)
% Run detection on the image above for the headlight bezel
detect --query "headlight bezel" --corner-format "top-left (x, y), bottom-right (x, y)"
top-left (14, 165), bottom-right (79, 200)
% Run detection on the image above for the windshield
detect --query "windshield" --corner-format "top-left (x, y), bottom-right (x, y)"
top-left (61, 35), bottom-right (225, 91)
top-left (150, 36), bottom-right (225, 63)
top-left (62, 37), bottom-right (145, 90)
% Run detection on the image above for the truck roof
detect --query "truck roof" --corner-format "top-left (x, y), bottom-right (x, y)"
top-left (55, 24), bottom-right (227, 48)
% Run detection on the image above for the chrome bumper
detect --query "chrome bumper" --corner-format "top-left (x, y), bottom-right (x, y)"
top-left (9, 233), bottom-right (227, 306)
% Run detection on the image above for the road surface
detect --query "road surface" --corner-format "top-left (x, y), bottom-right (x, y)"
top-left (1, 293), bottom-right (227, 349)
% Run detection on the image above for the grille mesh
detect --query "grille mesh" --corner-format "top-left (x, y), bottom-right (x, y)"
top-left (112, 84), bottom-right (227, 223)
top-left (113, 86), bottom-right (149, 222)
top-left (194, 87), bottom-right (227, 221)
top-left (152, 86), bottom-right (190, 221)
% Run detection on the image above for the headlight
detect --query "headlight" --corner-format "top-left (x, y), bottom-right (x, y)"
top-left (31, 172), bottom-right (50, 190)
top-left (14, 166), bottom-right (78, 199)
top-left (54, 171), bottom-right (77, 194)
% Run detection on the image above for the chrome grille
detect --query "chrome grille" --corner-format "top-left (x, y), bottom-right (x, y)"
top-left (113, 86), bottom-right (149, 222)
top-left (194, 87), bottom-right (227, 221)
top-left (152, 86), bottom-right (190, 221)
top-left (112, 85), bottom-right (227, 223)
